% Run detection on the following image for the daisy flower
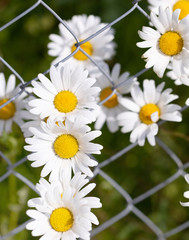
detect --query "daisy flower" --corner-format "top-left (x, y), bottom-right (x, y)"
top-left (94, 63), bottom-right (137, 133)
top-left (24, 119), bottom-right (102, 180)
top-left (28, 63), bottom-right (100, 123)
top-left (148, 0), bottom-right (189, 20)
top-left (0, 73), bottom-right (28, 135)
top-left (48, 14), bottom-right (115, 71)
top-left (167, 62), bottom-right (189, 86)
top-left (26, 173), bottom-right (102, 240)
top-left (137, 7), bottom-right (189, 78)
top-left (117, 79), bottom-right (182, 146)
top-left (180, 174), bottom-right (189, 207)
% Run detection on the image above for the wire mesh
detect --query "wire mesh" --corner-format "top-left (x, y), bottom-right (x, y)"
top-left (0, 0), bottom-right (189, 239)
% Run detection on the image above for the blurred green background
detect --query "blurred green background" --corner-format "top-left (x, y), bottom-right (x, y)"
top-left (1, 0), bottom-right (189, 239)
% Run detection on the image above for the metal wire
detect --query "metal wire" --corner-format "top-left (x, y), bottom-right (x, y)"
top-left (0, 1), bottom-right (189, 239)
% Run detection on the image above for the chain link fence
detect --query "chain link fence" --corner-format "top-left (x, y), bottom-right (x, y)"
top-left (0, 0), bottom-right (189, 239)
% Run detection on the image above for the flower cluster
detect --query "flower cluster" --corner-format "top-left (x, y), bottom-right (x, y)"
top-left (23, 63), bottom-right (104, 239)
top-left (26, 173), bottom-right (102, 240)
top-left (22, 14), bottom-right (118, 240)
top-left (141, 1), bottom-right (189, 207)
top-left (1, 6), bottom-right (189, 238)
top-left (137, 5), bottom-right (189, 83)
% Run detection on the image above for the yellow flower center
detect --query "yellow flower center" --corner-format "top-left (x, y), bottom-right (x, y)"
top-left (159, 31), bottom-right (183, 56)
top-left (50, 207), bottom-right (73, 232)
top-left (44, 117), bottom-right (65, 126)
top-left (173, 0), bottom-right (189, 20)
top-left (139, 104), bottom-right (160, 125)
top-left (0, 98), bottom-right (16, 120)
top-left (54, 91), bottom-right (78, 113)
top-left (71, 40), bottom-right (93, 61)
top-left (53, 134), bottom-right (79, 159)
top-left (100, 87), bottom-right (118, 108)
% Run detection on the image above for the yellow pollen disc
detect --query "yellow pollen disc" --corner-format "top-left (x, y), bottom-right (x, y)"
top-left (159, 31), bottom-right (183, 56)
top-left (71, 40), bottom-right (93, 61)
top-left (53, 134), bottom-right (79, 159)
top-left (50, 207), bottom-right (73, 232)
top-left (173, 0), bottom-right (189, 20)
top-left (139, 104), bottom-right (160, 125)
top-left (100, 87), bottom-right (118, 108)
top-left (0, 98), bottom-right (16, 120)
top-left (44, 116), bottom-right (49, 123)
top-left (54, 91), bottom-right (78, 113)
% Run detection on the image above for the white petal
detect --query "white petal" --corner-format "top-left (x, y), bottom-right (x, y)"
top-left (0, 73), bottom-right (6, 98)
top-left (150, 10), bottom-right (166, 34)
top-left (185, 98), bottom-right (189, 106)
top-left (26, 210), bottom-right (47, 221)
top-left (184, 190), bottom-right (189, 199)
top-left (37, 73), bottom-right (57, 95)
top-left (131, 85), bottom-right (145, 107)
top-left (185, 174), bottom-right (189, 184)
top-left (107, 117), bottom-right (119, 133)
top-left (143, 79), bottom-right (156, 103)
top-left (161, 112), bottom-right (182, 122)
top-left (6, 74), bottom-right (16, 95)
top-left (119, 98), bottom-right (140, 112)
top-left (62, 231), bottom-right (77, 240)
top-left (130, 124), bottom-right (148, 145)
top-left (94, 110), bottom-right (106, 130)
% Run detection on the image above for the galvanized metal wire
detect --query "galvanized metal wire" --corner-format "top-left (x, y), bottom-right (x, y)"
top-left (0, 1), bottom-right (189, 239)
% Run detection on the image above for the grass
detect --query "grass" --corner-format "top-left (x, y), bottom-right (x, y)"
top-left (0, 0), bottom-right (189, 239)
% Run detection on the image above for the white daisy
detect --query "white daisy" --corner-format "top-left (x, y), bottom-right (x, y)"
top-left (21, 96), bottom-right (43, 137)
top-left (167, 61), bottom-right (189, 86)
top-left (117, 79), bottom-right (182, 146)
top-left (180, 174), bottom-right (189, 207)
top-left (94, 63), bottom-right (137, 133)
top-left (48, 14), bottom-right (115, 71)
top-left (22, 96), bottom-right (92, 138)
top-left (26, 173), bottom-right (102, 240)
top-left (28, 63), bottom-right (100, 123)
top-left (148, 0), bottom-right (189, 20)
top-left (137, 7), bottom-right (189, 78)
top-left (24, 118), bottom-right (102, 180)
top-left (0, 73), bottom-right (28, 135)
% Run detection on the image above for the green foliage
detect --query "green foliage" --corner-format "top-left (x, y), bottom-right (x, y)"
top-left (1, 0), bottom-right (189, 239)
